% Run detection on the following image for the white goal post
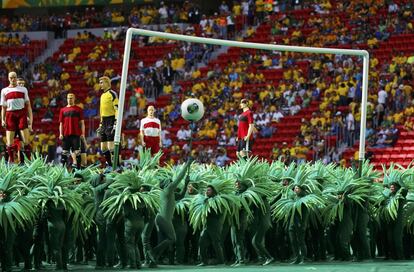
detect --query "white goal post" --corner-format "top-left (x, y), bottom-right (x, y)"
top-left (113, 28), bottom-right (369, 173)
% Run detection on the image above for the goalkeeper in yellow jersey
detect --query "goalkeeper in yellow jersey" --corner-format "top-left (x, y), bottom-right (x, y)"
top-left (97, 76), bottom-right (119, 167)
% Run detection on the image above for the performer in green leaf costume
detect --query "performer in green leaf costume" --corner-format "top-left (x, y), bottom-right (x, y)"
top-left (148, 159), bottom-right (191, 265)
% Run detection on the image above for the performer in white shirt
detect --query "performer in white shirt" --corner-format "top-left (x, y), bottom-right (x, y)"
top-left (140, 105), bottom-right (162, 155)
top-left (1, 71), bottom-right (33, 163)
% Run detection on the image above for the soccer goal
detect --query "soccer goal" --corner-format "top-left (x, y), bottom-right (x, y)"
top-left (113, 28), bottom-right (369, 173)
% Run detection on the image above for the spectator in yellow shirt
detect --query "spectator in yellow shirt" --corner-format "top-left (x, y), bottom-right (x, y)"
top-left (163, 83), bottom-right (173, 94)
top-left (192, 69), bottom-right (201, 79)
top-left (60, 69), bottom-right (70, 81)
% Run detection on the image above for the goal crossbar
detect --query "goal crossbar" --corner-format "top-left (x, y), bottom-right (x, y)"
top-left (113, 28), bottom-right (370, 172)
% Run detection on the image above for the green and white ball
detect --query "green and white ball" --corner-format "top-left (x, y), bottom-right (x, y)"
top-left (181, 98), bottom-right (204, 122)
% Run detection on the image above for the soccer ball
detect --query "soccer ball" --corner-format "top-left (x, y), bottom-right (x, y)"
top-left (181, 98), bottom-right (204, 122)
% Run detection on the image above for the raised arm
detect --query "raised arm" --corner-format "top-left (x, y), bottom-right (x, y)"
top-left (94, 177), bottom-right (114, 192)
top-left (168, 159), bottom-right (192, 192)
top-left (175, 174), bottom-right (191, 201)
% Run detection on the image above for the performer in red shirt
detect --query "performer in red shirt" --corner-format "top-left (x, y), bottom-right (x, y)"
top-left (237, 99), bottom-right (255, 159)
top-left (1, 71), bottom-right (33, 163)
top-left (140, 105), bottom-right (162, 155)
top-left (59, 93), bottom-right (85, 168)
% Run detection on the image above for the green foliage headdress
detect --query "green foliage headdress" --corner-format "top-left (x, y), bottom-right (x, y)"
top-left (271, 163), bottom-right (325, 227)
top-left (0, 164), bottom-right (37, 235)
top-left (100, 168), bottom-right (160, 220)
top-left (189, 168), bottom-right (240, 231)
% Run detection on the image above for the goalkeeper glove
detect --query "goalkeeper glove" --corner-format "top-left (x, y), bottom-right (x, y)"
top-left (96, 124), bottom-right (103, 135)
top-left (111, 120), bottom-right (117, 134)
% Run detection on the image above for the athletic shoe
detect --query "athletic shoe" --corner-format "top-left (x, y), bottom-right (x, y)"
top-left (263, 257), bottom-right (274, 266)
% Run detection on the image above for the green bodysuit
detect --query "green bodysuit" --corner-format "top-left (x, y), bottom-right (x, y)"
top-left (172, 176), bottom-right (191, 264)
top-left (231, 194), bottom-right (248, 265)
top-left (288, 195), bottom-right (308, 264)
top-left (352, 202), bottom-right (371, 260)
top-left (199, 210), bottom-right (225, 265)
top-left (150, 161), bottom-right (190, 263)
top-left (124, 200), bottom-right (146, 269)
top-left (104, 188), bottom-right (127, 268)
top-left (250, 199), bottom-right (273, 262)
top-left (46, 201), bottom-right (68, 270)
top-left (336, 201), bottom-right (353, 261)
top-left (384, 191), bottom-right (405, 260)
top-left (92, 174), bottom-right (112, 268)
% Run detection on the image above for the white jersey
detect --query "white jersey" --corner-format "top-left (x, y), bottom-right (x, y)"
top-left (140, 117), bottom-right (161, 137)
top-left (0, 86), bottom-right (29, 111)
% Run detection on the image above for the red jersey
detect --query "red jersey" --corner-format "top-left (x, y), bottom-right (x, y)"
top-left (237, 109), bottom-right (253, 139)
top-left (59, 106), bottom-right (84, 136)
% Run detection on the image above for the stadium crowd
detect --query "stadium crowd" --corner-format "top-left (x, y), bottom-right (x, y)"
top-left (152, 0), bottom-right (414, 165)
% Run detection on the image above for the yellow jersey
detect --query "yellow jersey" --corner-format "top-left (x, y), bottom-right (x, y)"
top-left (100, 89), bottom-right (119, 119)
